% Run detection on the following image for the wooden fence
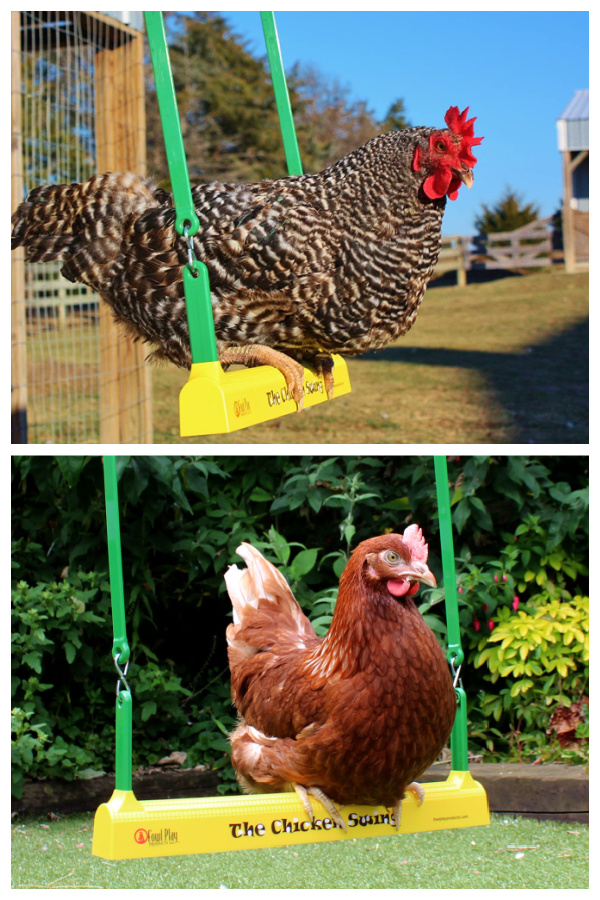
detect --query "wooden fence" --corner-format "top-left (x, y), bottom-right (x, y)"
top-left (435, 217), bottom-right (558, 283)
top-left (469, 216), bottom-right (554, 270)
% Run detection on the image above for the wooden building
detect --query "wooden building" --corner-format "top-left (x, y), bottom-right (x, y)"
top-left (556, 89), bottom-right (589, 273)
top-left (11, 11), bottom-right (152, 443)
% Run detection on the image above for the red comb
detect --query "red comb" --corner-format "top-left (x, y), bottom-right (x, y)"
top-left (444, 105), bottom-right (483, 167)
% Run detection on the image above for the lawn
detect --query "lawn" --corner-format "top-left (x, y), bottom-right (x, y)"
top-left (152, 268), bottom-right (588, 445)
top-left (11, 812), bottom-right (588, 889)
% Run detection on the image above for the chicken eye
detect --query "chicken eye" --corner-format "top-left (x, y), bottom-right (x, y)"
top-left (385, 550), bottom-right (400, 564)
top-left (436, 140), bottom-right (447, 152)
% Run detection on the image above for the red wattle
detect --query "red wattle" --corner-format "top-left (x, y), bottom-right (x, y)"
top-left (423, 167), bottom-right (452, 200)
top-left (387, 579), bottom-right (410, 597)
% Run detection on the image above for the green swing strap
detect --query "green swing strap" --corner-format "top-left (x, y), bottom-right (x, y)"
top-left (144, 11), bottom-right (218, 366)
top-left (434, 455), bottom-right (469, 772)
top-left (103, 456), bottom-right (133, 792)
top-left (260, 12), bottom-right (303, 176)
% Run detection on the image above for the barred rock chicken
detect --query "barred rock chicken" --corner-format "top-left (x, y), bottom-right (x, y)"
top-left (224, 527), bottom-right (456, 831)
top-left (11, 106), bottom-right (482, 404)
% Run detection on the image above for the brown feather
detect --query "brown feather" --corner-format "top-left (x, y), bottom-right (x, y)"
top-left (225, 531), bottom-right (456, 809)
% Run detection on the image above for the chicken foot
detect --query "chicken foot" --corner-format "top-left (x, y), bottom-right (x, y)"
top-left (219, 344), bottom-right (306, 409)
top-left (306, 353), bottom-right (335, 401)
top-left (294, 783), bottom-right (347, 833)
top-left (392, 781), bottom-right (425, 832)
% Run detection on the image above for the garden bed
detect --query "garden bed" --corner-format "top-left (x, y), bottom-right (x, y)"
top-left (11, 762), bottom-right (588, 824)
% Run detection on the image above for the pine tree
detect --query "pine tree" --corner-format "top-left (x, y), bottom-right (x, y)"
top-left (146, 12), bottom-right (296, 185)
top-left (475, 188), bottom-right (539, 235)
top-left (380, 98), bottom-right (411, 132)
top-left (146, 12), bottom-right (407, 186)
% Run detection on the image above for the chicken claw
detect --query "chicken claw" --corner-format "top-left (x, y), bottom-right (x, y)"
top-left (219, 343), bottom-right (306, 409)
top-left (294, 783), bottom-right (347, 832)
top-left (309, 353), bottom-right (336, 400)
top-left (392, 782), bottom-right (425, 832)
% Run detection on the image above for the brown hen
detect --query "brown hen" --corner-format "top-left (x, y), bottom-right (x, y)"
top-left (225, 527), bottom-right (456, 831)
top-left (11, 107), bottom-right (482, 404)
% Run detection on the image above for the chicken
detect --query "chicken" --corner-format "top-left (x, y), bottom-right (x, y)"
top-left (224, 527), bottom-right (456, 831)
top-left (11, 106), bottom-right (481, 405)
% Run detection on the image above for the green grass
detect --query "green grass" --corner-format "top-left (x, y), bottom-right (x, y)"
top-left (152, 268), bottom-right (588, 444)
top-left (11, 812), bottom-right (588, 889)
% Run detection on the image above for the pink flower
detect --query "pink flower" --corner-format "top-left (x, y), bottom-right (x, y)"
top-left (473, 618), bottom-right (480, 632)
top-left (458, 587), bottom-right (463, 594)
top-left (503, 574), bottom-right (508, 582)
top-left (494, 574), bottom-right (498, 583)
top-left (512, 595), bottom-right (520, 611)
top-left (483, 603), bottom-right (489, 612)
top-left (488, 620), bottom-right (495, 630)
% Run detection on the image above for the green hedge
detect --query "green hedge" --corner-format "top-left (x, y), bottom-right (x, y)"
top-left (11, 455), bottom-right (588, 796)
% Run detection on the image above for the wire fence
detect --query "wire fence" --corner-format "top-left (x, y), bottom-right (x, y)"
top-left (11, 11), bottom-right (152, 444)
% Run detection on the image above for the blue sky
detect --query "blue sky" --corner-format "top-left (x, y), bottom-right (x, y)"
top-left (215, 8), bottom-right (588, 237)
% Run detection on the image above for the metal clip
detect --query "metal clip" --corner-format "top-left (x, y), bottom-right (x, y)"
top-left (113, 654), bottom-right (130, 697)
top-left (183, 221), bottom-right (199, 277)
top-left (450, 656), bottom-right (462, 689)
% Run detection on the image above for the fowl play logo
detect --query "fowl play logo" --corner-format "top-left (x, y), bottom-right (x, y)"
top-left (234, 397), bottom-right (252, 418)
top-left (133, 827), bottom-right (180, 847)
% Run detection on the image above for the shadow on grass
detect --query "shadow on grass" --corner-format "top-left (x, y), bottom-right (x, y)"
top-left (362, 317), bottom-right (588, 444)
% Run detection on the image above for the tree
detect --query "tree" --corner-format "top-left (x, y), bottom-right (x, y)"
top-left (288, 63), bottom-right (380, 171)
top-left (145, 11), bottom-right (403, 184)
top-left (146, 12), bottom-right (299, 185)
top-left (475, 188), bottom-right (540, 235)
top-left (380, 97), bottom-right (411, 132)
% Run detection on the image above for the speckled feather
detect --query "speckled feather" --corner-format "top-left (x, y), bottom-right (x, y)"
top-left (224, 532), bottom-right (456, 810)
top-left (11, 125), bottom-right (465, 369)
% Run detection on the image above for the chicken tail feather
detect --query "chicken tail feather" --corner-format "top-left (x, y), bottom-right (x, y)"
top-left (225, 542), bottom-right (318, 669)
top-left (11, 173), bottom-right (161, 290)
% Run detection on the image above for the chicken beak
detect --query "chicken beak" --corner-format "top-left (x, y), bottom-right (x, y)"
top-left (454, 165), bottom-right (474, 190)
top-left (402, 563), bottom-right (437, 589)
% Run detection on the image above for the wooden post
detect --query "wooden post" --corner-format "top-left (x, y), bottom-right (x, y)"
top-left (11, 11), bottom-right (27, 443)
top-left (94, 15), bottom-right (153, 443)
top-left (457, 236), bottom-right (467, 287)
top-left (562, 151), bottom-right (575, 274)
top-left (562, 149), bottom-right (589, 274)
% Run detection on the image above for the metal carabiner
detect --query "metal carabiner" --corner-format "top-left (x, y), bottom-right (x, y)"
top-left (183, 221), bottom-right (200, 278)
top-left (450, 655), bottom-right (463, 691)
top-left (113, 653), bottom-right (131, 697)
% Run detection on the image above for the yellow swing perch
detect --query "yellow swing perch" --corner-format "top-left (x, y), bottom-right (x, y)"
top-left (92, 454), bottom-right (488, 860)
top-left (146, 11), bottom-right (350, 438)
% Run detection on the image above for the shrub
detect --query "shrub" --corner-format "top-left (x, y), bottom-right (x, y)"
top-left (10, 455), bottom-right (588, 792)
top-left (10, 573), bottom-right (239, 796)
top-left (471, 594), bottom-right (589, 762)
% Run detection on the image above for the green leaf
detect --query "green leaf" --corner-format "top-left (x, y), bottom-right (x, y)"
top-left (453, 499), bottom-right (471, 533)
top-left (249, 487), bottom-right (273, 503)
top-left (290, 548), bottom-right (319, 580)
top-left (56, 456), bottom-right (87, 488)
top-left (22, 652), bottom-right (42, 674)
top-left (469, 496), bottom-right (493, 531)
top-left (141, 701), bottom-right (157, 721)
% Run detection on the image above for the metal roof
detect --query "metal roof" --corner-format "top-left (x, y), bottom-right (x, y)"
top-left (557, 90), bottom-right (589, 152)
top-left (558, 89), bottom-right (589, 122)
top-left (100, 11), bottom-right (145, 32)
